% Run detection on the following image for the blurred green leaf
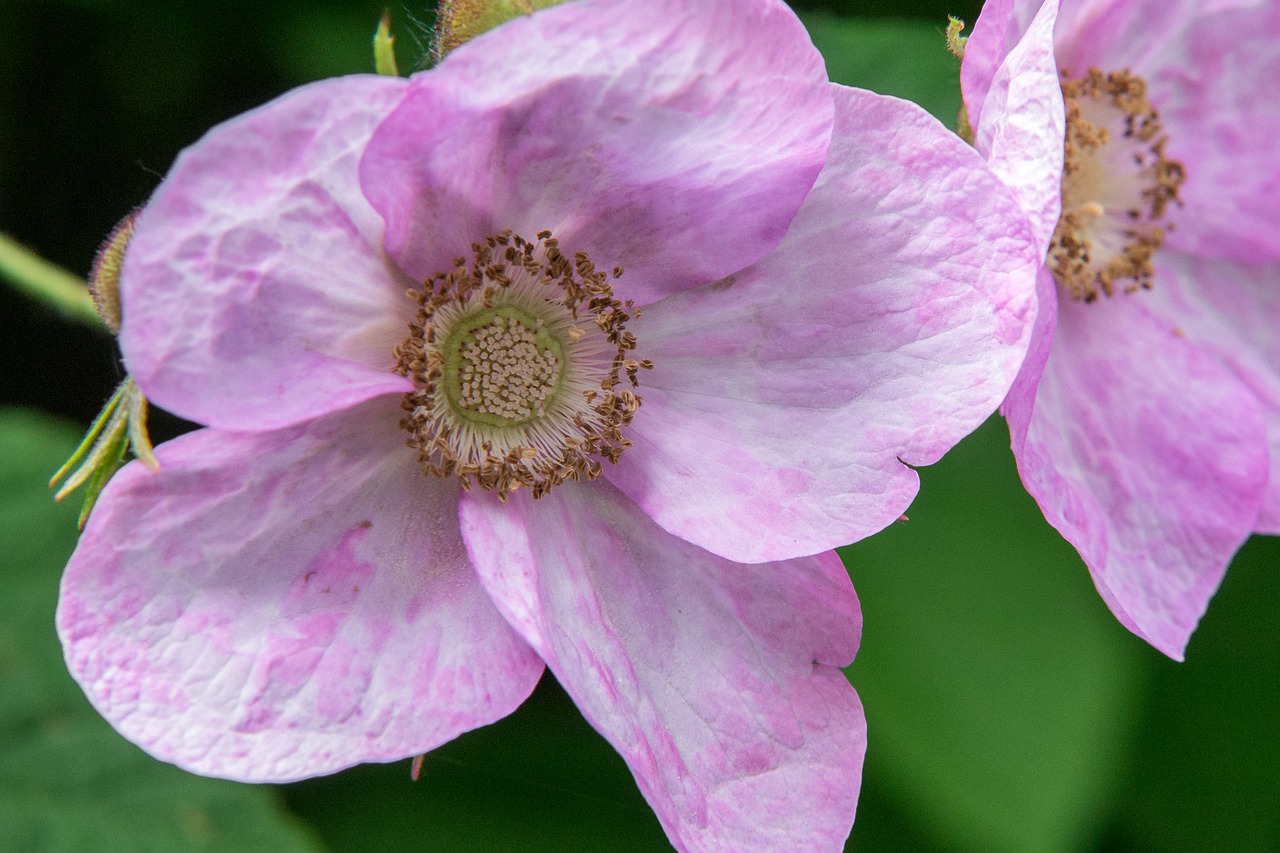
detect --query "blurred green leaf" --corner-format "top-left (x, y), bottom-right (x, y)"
top-left (841, 417), bottom-right (1148, 853)
top-left (285, 675), bottom-right (671, 851)
top-left (274, 4), bottom-right (411, 81)
top-left (801, 12), bottom-right (964, 126)
top-left (1109, 534), bottom-right (1280, 852)
top-left (0, 409), bottom-right (321, 853)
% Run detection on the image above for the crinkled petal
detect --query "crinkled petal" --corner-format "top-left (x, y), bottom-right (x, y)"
top-left (58, 398), bottom-right (544, 782)
top-left (962, 0), bottom-right (1064, 255)
top-left (458, 481), bottom-right (864, 853)
top-left (1050, 0), bottom-right (1280, 262)
top-left (1143, 253), bottom-right (1280, 532)
top-left (1147, 2), bottom-right (1280, 262)
top-left (359, 0), bottom-right (832, 306)
top-left (1052, 0), bottom-right (1256, 72)
top-left (120, 75), bottom-right (416, 432)
top-left (1001, 281), bottom-right (1267, 659)
top-left (607, 86), bottom-right (1038, 563)
top-left (958, 0), bottom-right (1017, 119)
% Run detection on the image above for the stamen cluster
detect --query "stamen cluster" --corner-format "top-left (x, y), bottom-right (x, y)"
top-left (1049, 68), bottom-right (1186, 302)
top-left (394, 230), bottom-right (652, 500)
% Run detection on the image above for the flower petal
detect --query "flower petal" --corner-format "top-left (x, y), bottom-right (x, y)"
top-left (58, 398), bottom-right (544, 782)
top-left (120, 75), bottom-right (416, 432)
top-left (359, 0), bottom-right (833, 306)
top-left (1143, 253), bottom-right (1280, 533)
top-left (1051, 0), bottom-right (1280, 262)
top-left (458, 481), bottom-right (865, 853)
top-left (1150, 2), bottom-right (1280, 263)
top-left (961, 0), bottom-right (1064, 256)
top-left (608, 85), bottom-right (1039, 563)
top-left (1001, 280), bottom-right (1268, 659)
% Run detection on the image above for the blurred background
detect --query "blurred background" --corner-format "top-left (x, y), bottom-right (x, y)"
top-left (1, 1), bottom-right (1276, 850)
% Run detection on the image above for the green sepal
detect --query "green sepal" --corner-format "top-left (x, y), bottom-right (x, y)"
top-left (48, 387), bottom-right (124, 495)
top-left (373, 9), bottom-right (400, 76)
top-left (49, 377), bottom-right (158, 529)
top-left (946, 16), bottom-right (968, 59)
top-left (75, 425), bottom-right (129, 529)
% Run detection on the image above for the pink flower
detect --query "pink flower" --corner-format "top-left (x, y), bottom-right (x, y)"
top-left (961, 0), bottom-right (1280, 659)
top-left (57, 0), bottom-right (1038, 847)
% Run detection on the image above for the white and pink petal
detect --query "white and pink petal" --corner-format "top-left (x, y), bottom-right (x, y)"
top-left (1036, 0), bottom-right (1280, 262)
top-left (608, 86), bottom-right (1039, 563)
top-left (1001, 288), bottom-right (1268, 659)
top-left (120, 75), bottom-right (416, 433)
top-left (359, 0), bottom-right (834, 308)
top-left (459, 481), bottom-right (864, 853)
top-left (1143, 253), bottom-right (1280, 533)
top-left (58, 398), bottom-right (543, 782)
top-left (961, 0), bottom-right (1065, 256)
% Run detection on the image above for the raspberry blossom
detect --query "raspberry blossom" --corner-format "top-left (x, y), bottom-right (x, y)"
top-left (57, 0), bottom-right (1039, 848)
top-left (961, 0), bottom-right (1280, 659)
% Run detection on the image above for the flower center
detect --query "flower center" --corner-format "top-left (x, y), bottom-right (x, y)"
top-left (1048, 68), bottom-right (1185, 302)
top-left (442, 306), bottom-right (564, 426)
top-left (394, 230), bottom-right (652, 501)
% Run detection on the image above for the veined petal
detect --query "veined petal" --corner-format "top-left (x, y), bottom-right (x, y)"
top-left (1143, 253), bottom-right (1280, 533)
top-left (1144, 1), bottom-right (1280, 263)
top-left (1053, 0), bottom-right (1241, 72)
top-left (1046, 0), bottom-right (1280, 262)
top-left (609, 86), bottom-right (1038, 563)
top-left (120, 75), bottom-right (416, 432)
top-left (359, 0), bottom-right (833, 307)
top-left (1002, 283), bottom-right (1267, 659)
top-left (959, 0), bottom-right (1017, 122)
top-left (458, 481), bottom-right (864, 853)
top-left (58, 398), bottom-right (543, 782)
top-left (962, 0), bottom-right (1064, 256)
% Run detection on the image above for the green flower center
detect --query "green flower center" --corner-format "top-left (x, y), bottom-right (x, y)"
top-left (442, 306), bottom-right (565, 427)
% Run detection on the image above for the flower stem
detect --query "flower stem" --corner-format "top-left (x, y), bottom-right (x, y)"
top-left (0, 233), bottom-right (103, 328)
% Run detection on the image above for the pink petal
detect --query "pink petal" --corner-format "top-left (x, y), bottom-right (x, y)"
top-left (1001, 281), bottom-right (1268, 659)
top-left (458, 481), bottom-right (865, 852)
top-left (1050, 0), bottom-right (1280, 262)
top-left (958, 0), bottom-right (1017, 120)
top-left (1148, 3), bottom-right (1280, 263)
top-left (120, 75), bottom-right (416, 432)
top-left (961, 0), bottom-right (1065, 256)
top-left (607, 85), bottom-right (1039, 563)
top-left (1053, 0), bottom-right (1244, 72)
top-left (359, 0), bottom-right (833, 307)
top-left (1143, 253), bottom-right (1280, 533)
top-left (58, 398), bottom-right (544, 782)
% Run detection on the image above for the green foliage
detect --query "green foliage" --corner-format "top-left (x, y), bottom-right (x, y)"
top-left (800, 12), bottom-right (964, 126)
top-left (286, 677), bottom-right (671, 851)
top-left (842, 418), bottom-right (1147, 853)
top-left (0, 410), bottom-right (321, 853)
top-left (1110, 536), bottom-right (1280, 852)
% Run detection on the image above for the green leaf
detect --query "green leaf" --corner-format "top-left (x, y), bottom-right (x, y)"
top-left (284, 675), bottom-right (671, 852)
top-left (0, 409), bottom-right (321, 853)
top-left (801, 12), bottom-right (964, 127)
top-left (840, 417), bottom-right (1147, 853)
top-left (1110, 534), bottom-right (1280, 852)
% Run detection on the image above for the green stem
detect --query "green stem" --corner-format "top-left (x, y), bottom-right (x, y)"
top-left (0, 233), bottom-right (104, 328)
